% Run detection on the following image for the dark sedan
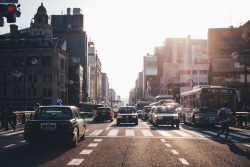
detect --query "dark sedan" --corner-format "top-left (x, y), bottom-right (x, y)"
top-left (93, 107), bottom-right (114, 122)
top-left (24, 105), bottom-right (86, 147)
top-left (117, 106), bottom-right (138, 125)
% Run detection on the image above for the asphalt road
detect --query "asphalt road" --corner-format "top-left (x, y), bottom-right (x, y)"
top-left (0, 118), bottom-right (250, 167)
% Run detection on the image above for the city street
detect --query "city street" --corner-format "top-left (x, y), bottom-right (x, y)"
top-left (0, 118), bottom-right (250, 167)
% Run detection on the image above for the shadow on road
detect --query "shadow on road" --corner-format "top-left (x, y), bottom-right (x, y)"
top-left (0, 142), bottom-right (73, 167)
top-left (217, 140), bottom-right (250, 160)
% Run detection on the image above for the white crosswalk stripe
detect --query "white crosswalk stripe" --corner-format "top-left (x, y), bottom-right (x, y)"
top-left (125, 130), bottom-right (135, 136)
top-left (107, 130), bottom-right (118, 136)
top-left (157, 130), bottom-right (172, 137)
top-left (142, 130), bottom-right (154, 136)
top-left (172, 130), bottom-right (192, 137)
top-left (1, 130), bottom-right (24, 136)
top-left (89, 129), bottom-right (103, 136)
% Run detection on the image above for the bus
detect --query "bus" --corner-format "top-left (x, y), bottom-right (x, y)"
top-left (180, 85), bottom-right (238, 126)
top-left (136, 101), bottom-right (151, 110)
top-left (78, 102), bottom-right (103, 117)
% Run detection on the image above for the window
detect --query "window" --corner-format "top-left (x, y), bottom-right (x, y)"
top-left (43, 74), bottom-right (52, 83)
top-left (199, 70), bottom-right (208, 74)
top-left (28, 89), bottom-right (37, 96)
top-left (192, 70), bottom-right (197, 74)
top-left (28, 74), bottom-right (37, 83)
top-left (61, 59), bottom-right (64, 69)
top-left (43, 88), bottom-right (52, 97)
top-left (42, 56), bottom-right (52, 66)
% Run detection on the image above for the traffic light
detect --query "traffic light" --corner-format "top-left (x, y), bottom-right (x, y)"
top-left (0, 3), bottom-right (21, 24)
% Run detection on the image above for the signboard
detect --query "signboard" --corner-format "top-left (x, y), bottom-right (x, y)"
top-left (0, 0), bottom-right (18, 3)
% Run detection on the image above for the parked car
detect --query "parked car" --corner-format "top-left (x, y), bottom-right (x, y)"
top-left (137, 110), bottom-right (143, 118)
top-left (117, 106), bottom-right (138, 125)
top-left (152, 105), bottom-right (180, 128)
top-left (93, 107), bottom-right (113, 122)
top-left (142, 106), bottom-right (152, 120)
top-left (23, 105), bottom-right (86, 147)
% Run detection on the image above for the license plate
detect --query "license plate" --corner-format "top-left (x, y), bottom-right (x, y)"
top-left (41, 123), bottom-right (56, 132)
top-left (126, 116), bottom-right (129, 118)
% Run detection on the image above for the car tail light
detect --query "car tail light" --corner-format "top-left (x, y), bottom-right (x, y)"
top-left (68, 122), bottom-right (74, 132)
top-left (95, 114), bottom-right (98, 117)
top-left (110, 114), bottom-right (112, 116)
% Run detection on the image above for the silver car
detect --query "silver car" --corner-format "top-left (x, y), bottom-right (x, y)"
top-left (152, 105), bottom-right (180, 128)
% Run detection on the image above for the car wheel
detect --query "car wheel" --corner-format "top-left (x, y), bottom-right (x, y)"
top-left (110, 119), bottom-right (113, 122)
top-left (135, 121), bottom-right (138, 125)
top-left (117, 120), bottom-right (120, 125)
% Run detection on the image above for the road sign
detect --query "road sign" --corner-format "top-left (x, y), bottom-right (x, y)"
top-left (0, 0), bottom-right (18, 3)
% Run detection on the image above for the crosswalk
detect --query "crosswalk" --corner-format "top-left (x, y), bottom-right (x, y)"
top-left (85, 128), bottom-right (250, 140)
top-left (1, 127), bottom-right (249, 141)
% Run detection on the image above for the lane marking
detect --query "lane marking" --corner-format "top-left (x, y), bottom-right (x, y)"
top-left (125, 130), bottom-right (135, 136)
top-left (80, 150), bottom-right (93, 155)
top-left (179, 158), bottom-right (189, 165)
top-left (235, 131), bottom-right (250, 136)
top-left (141, 130), bottom-right (154, 136)
top-left (67, 159), bottom-right (84, 165)
top-left (88, 143), bottom-right (98, 147)
top-left (157, 130), bottom-right (172, 137)
top-left (203, 131), bottom-right (226, 138)
top-left (161, 139), bottom-right (166, 142)
top-left (141, 121), bottom-right (150, 128)
top-left (20, 140), bottom-right (26, 143)
top-left (93, 139), bottom-right (102, 142)
top-left (244, 144), bottom-right (250, 147)
top-left (165, 144), bottom-right (171, 147)
top-left (89, 129), bottom-right (103, 136)
top-left (3, 144), bottom-right (15, 148)
top-left (107, 129), bottom-right (118, 136)
top-left (229, 133), bottom-right (249, 139)
top-left (230, 139), bottom-right (239, 143)
top-left (185, 130), bottom-right (210, 138)
top-left (172, 130), bottom-right (192, 137)
top-left (0, 130), bottom-right (14, 135)
top-left (1, 130), bottom-right (24, 136)
top-left (171, 150), bottom-right (179, 154)
top-left (105, 121), bottom-right (115, 130)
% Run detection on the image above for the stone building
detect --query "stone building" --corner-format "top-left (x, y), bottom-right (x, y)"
top-left (0, 3), bottom-right (69, 110)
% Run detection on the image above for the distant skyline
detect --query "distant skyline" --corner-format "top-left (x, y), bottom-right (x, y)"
top-left (1, 0), bottom-right (250, 99)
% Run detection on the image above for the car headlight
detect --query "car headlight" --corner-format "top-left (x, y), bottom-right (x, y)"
top-left (158, 116), bottom-right (163, 119)
top-left (132, 115), bottom-right (137, 118)
top-left (118, 115), bottom-right (122, 118)
top-left (174, 116), bottom-right (179, 120)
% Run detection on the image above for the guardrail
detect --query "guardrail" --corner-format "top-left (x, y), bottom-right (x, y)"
top-left (14, 111), bottom-right (35, 124)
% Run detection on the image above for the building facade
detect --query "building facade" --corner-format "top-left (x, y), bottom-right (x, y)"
top-left (0, 3), bottom-right (69, 110)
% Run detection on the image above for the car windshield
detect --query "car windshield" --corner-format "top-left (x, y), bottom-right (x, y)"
top-left (157, 106), bottom-right (176, 113)
top-left (119, 107), bottom-right (136, 113)
top-left (33, 107), bottom-right (73, 120)
top-left (144, 108), bottom-right (151, 113)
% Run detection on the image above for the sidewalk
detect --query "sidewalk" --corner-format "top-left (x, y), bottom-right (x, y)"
top-left (0, 123), bottom-right (24, 132)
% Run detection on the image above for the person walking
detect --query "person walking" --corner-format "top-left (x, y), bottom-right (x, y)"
top-left (216, 101), bottom-right (231, 139)
top-left (5, 103), bottom-right (14, 131)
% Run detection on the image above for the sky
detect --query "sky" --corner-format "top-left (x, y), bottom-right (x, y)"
top-left (1, 0), bottom-right (250, 99)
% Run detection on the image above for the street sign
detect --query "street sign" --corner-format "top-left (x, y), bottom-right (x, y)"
top-left (0, 0), bottom-right (18, 3)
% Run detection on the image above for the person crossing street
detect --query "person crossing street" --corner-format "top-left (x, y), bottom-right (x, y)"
top-left (216, 101), bottom-right (231, 139)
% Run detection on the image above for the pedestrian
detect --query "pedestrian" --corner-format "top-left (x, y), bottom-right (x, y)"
top-left (0, 104), bottom-right (6, 129)
top-left (216, 101), bottom-right (231, 139)
top-left (5, 103), bottom-right (14, 131)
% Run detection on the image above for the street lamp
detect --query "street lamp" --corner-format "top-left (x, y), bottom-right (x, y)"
top-left (231, 52), bottom-right (248, 105)
top-left (12, 57), bottom-right (38, 111)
